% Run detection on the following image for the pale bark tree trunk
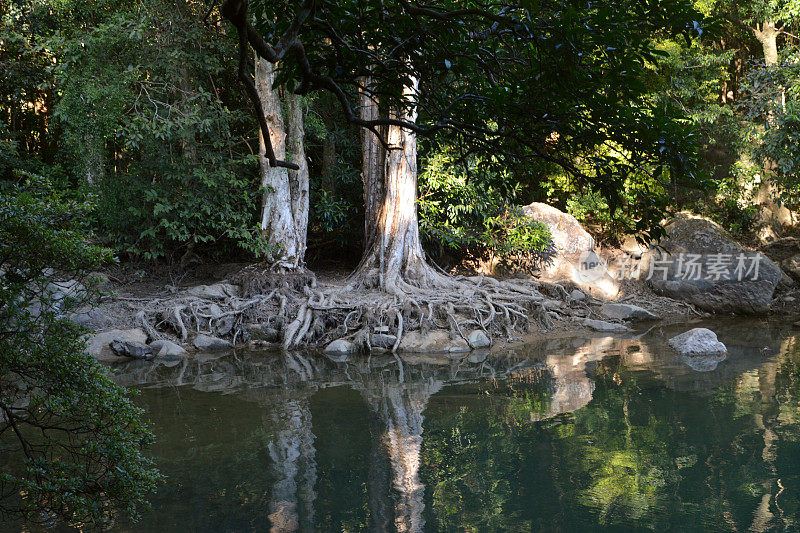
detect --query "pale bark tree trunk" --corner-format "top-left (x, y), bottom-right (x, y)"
top-left (359, 78), bottom-right (386, 251)
top-left (255, 55), bottom-right (310, 270)
top-left (350, 77), bottom-right (445, 293)
top-left (752, 20), bottom-right (793, 226)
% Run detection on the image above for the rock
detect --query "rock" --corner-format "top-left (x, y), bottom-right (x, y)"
top-left (522, 202), bottom-right (594, 256)
top-left (193, 334), bottom-right (232, 351)
top-left (215, 316), bottom-right (235, 337)
top-left (467, 330), bottom-right (491, 349)
top-left (521, 202), bottom-right (619, 300)
top-left (186, 282), bottom-right (240, 300)
top-left (38, 279), bottom-right (87, 314)
top-left (782, 254), bottom-right (800, 283)
top-left (324, 339), bottom-right (359, 355)
top-left (667, 328), bottom-right (727, 357)
top-left (762, 236), bottom-right (800, 263)
top-left (86, 271), bottom-right (112, 290)
top-left (371, 333), bottom-right (398, 349)
top-left (644, 213), bottom-right (781, 314)
top-left (569, 289), bottom-right (587, 301)
top-left (69, 308), bottom-right (108, 329)
top-left (149, 340), bottom-right (188, 359)
top-left (245, 323), bottom-right (280, 343)
top-left (778, 269), bottom-right (797, 290)
top-left (399, 330), bottom-right (471, 353)
top-left (600, 303), bottom-right (658, 322)
top-left (581, 318), bottom-right (630, 332)
top-left (110, 340), bottom-right (154, 360)
top-left (620, 235), bottom-right (647, 258)
top-left (87, 328), bottom-right (148, 363)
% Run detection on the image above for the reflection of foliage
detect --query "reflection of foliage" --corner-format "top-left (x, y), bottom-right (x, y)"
top-left (419, 350), bottom-right (800, 531)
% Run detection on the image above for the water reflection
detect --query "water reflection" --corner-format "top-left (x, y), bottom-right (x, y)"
top-left (107, 319), bottom-right (800, 532)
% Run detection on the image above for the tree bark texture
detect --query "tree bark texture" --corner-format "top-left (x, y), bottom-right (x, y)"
top-left (255, 55), bottom-right (310, 269)
top-left (351, 77), bottom-right (441, 292)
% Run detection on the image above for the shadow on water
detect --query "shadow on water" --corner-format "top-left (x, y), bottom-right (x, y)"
top-left (81, 318), bottom-right (800, 530)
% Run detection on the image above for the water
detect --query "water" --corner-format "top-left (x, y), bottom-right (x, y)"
top-left (21, 319), bottom-right (800, 530)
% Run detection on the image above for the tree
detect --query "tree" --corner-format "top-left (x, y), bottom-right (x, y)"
top-left (254, 56), bottom-right (309, 270)
top-left (223, 0), bottom-right (703, 293)
top-left (0, 174), bottom-right (160, 526)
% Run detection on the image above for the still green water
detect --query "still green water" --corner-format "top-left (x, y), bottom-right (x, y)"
top-left (105, 319), bottom-right (800, 531)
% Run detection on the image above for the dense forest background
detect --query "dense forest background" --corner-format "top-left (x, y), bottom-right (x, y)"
top-left (6, 0), bottom-right (800, 271)
top-left (7, 0), bottom-right (800, 526)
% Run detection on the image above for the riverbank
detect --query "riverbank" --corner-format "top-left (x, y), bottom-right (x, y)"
top-left (74, 209), bottom-right (800, 363)
top-left (74, 261), bottom-right (793, 364)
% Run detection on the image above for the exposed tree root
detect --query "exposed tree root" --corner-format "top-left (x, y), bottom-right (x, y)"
top-left (123, 265), bottom-right (627, 353)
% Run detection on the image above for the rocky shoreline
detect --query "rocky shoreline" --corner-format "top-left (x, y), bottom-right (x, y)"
top-left (68, 208), bottom-right (800, 364)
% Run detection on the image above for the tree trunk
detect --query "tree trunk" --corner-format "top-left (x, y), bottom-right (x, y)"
top-left (255, 56), bottom-right (310, 269)
top-left (752, 21), bottom-right (792, 226)
top-left (350, 77), bottom-right (444, 293)
top-left (359, 78), bottom-right (386, 251)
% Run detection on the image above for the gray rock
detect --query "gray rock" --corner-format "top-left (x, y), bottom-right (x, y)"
top-left (46, 279), bottom-right (86, 302)
top-left (782, 254), bottom-right (800, 283)
top-left (569, 289), bottom-right (587, 301)
top-left (87, 328), bottom-right (148, 363)
top-left (522, 202), bottom-right (594, 257)
top-left (371, 333), bottom-right (398, 349)
top-left (645, 214), bottom-right (781, 314)
top-left (467, 330), bottom-right (491, 349)
top-left (324, 339), bottom-right (359, 355)
top-left (620, 235), bottom-right (647, 258)
top-left (245, 323), bottom-right (280, 343)
top-left (668, 328), bottom-right (727, 357)
top-left (581, 318), bottom-right (630, 332)
top-left (86, 272), bottom-right (112, 290)
top-left (193, 334), bottom-right (232, 351)
top-left (600, 303), bottom-right (658, 322)
top-left (186, 282), bottom-right (240, 300)
top-left (215, 315), bottom-right (235, 336)
top-left (110, 340), bottom-right (154, 360)
top-left (399, 330), bottom-right (470, 353)
top-left (69, 308), bottom-right (108, 329)
top-left (149, 340), bottom-right (188, 358)
top-left (522, 202), bottom-right (619, 300)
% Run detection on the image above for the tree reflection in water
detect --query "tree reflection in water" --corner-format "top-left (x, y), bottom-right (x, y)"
top-left (108, 319), bottom-right (800, 532)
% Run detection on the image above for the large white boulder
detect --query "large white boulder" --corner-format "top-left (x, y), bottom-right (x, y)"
top-left (522, 202), bottom-right (619, 299)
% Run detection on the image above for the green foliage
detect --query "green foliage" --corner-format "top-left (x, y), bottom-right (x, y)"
top-left (417, 147), bottom-right (554, 264)
top-left (0, 175), bottom-right (160, 526)
top-left (481, 207), bottom-right (555, 267)
top-left (50, 2), bottom-right (265, 261)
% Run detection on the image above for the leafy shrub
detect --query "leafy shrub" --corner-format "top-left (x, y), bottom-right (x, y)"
top-left (0, 175), bottom-right (161, 526)
top-left (481, 207), bottom-right (556, 267)
top-left (53, 6), bottom-right (266, 261)
top-left (418, 148), bottom-right (555, 267)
